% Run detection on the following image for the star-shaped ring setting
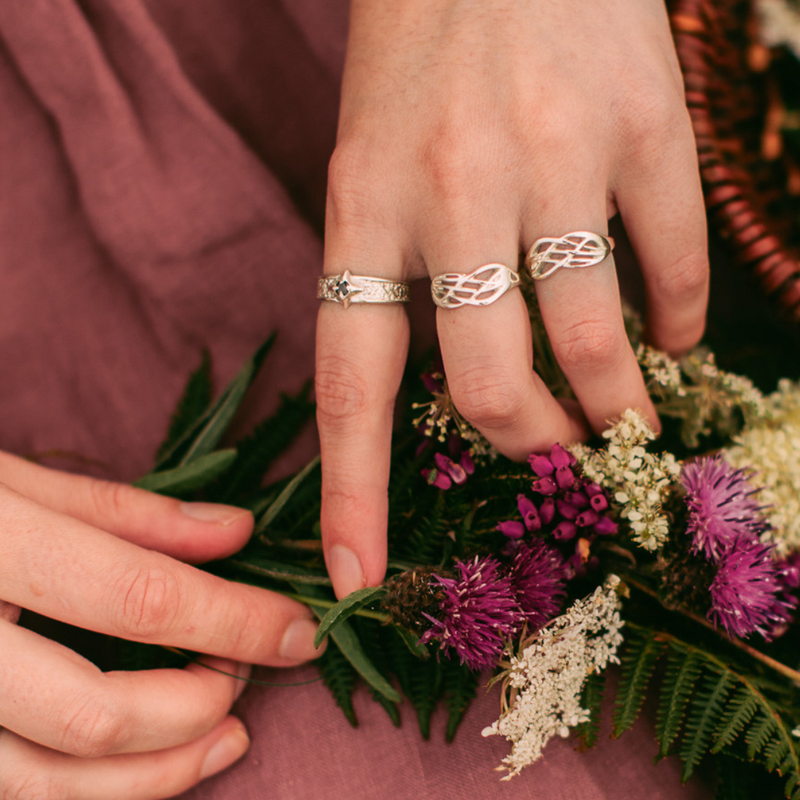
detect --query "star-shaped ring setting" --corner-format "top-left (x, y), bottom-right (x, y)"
top-left (331, 270), bottom-right (364, 309)
top-left (317, 271), bottom-right (411, 307)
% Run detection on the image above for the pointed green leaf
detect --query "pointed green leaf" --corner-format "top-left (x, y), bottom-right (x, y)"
top-left (134, 449), bottom-right (237, 494)
top-left (314, 586), bottom-right (386, 648)
top-left (294, 583), bottom-right (400, 704)
top-left (225, 557), bottom-right (332, 586)
top-left (179, 337), bottom-right (274, 466)
top-left (157, 351), bottom-right (213, 461)
top-left (395, 626), bottom-right (429, 659)
top-left (255, 455), bottom-right (320, 535)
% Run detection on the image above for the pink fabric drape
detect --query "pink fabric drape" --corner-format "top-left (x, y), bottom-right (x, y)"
top-left (0, 2), bottom-right (712, 797)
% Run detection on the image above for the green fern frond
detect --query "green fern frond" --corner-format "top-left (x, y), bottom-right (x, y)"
top-left (318, 642), bottom-right (359, 728)
top-left (612, 629), bottom-right (665, 739)
top-left (443, 658), bottom-right (480, 742)
top-left (403, 491), bottom-right (451, 567)
top-left (712, 687), bottom-right (759, 753)
top-left (746, 711), bottom-right (779, 760)
top-left (656, 645), bottom-right (703, 757)
top-left (679, 669), bottom-right (734, 781)
top-left (355, 619), bottom-right (401, 728)
top-left (575, 670), bottom-right (608, 752)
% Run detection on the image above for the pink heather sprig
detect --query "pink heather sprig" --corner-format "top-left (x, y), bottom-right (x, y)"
top-left (496, 443), bottom-right (618, 573)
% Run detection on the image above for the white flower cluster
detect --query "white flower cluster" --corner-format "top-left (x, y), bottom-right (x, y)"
top-left (726, 380), bottom-right (800, 555)
top-left (756, 0), bottom-right (800, 59)
top-left (636, 344), bottom-right (685, 395)
top-left (482, 576), bottom-right (624, 778)
top-left (572, 409), bottom-right (681, 550)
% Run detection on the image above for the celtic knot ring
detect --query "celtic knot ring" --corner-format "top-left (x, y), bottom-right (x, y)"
top-left (431, 264), bottom-right (520, 309)
top-left (525, 232), bottom-right (615, 280)
top-left (317, 270), bottom-right (411, 309)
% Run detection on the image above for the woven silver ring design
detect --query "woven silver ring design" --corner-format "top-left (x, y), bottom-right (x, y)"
top-left (525, 231), bottom-right (615, 280)
top-left (317, 270), bottom-right (411, 309)
top-left (431, 264), bottom-right (520, 309)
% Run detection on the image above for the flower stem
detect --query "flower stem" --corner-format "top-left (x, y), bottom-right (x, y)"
top-left (278, 591), bottom-right (390, 622)
top-left (622, 574), bottom-right (800, 686)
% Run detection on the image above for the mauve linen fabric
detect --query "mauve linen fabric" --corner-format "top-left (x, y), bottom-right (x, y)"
top-left (0, 2), bottom-right (713, 797)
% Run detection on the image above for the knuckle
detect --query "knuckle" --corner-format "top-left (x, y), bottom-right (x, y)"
top-left (652, 251), bottom-right (709, 300)
top-left (87, 478), bottom-right (136, 520)
top-left (57, 691), bottom-right (124, 758)
top-left (315, 357), bottom-right (370, 427)
top-left (419, 124), bottom-right (489, 203)
top-left (618, 83), bottom-right (686, 150)
top-left (326, 142), bottom-right (376, 224)
top-left (449, 366), bottom-right (528, 429)
top-left (552, 319), bottom-right (625, 374)
top-left (111, 561), bottom-right (184, 641)
top-left (3, 774), bottom-right (65, 800)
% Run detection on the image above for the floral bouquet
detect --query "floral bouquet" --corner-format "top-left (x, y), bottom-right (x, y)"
top-left (115, 4), bottom-right (800, 795)
top-left (120, 275), bottom-right (800, 799)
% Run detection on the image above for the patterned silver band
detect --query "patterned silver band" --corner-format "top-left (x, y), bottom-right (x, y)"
top-left (431, 264), bottom-right (520, 309)
top-left (317, 270), bottom-right (411, 309)
top-left (525, 231), bottom-right (615, 280)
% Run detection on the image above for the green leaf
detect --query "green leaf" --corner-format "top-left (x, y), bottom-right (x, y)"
top-left (746, 712), bottom-right (778, 760)
top-left (216, 382), bottom-right (314, 504)
top-left (612, 630), bottom-right (664, 739)
top-left (255, 456), bottom-right (320, 535)
top-left (224, 556), bottom-right (332, 586)
top-left (395, 626), bottom-right (429, 659)
top-left (157, 336), bottom-right (275, 470)
top-left (314, 586), bottom-right (386, 648)
top-left (354, 620), bottom-right (402, 728)
top-left (297, 583), bottom-right (400, 704)
top-left (134, 449), bottom-right (237, 494)
top-left (156, 351), bottom-right (213, 462)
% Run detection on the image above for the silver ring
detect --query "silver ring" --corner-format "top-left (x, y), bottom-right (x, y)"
top-left (317, 270), bottom-right (411, 309)
top-left (431, 264), bottom-right (520, 309)
top-left (525, 231), bottom-right (615, 280)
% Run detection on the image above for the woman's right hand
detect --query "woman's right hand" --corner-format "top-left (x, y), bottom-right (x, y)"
top-left (0, 451), bottom-right (323, 799)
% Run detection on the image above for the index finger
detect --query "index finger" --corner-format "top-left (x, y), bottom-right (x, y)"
top-left (316, 302), bottom-right (409, 599)
top-left (0, 484), bottom-right (321, 666)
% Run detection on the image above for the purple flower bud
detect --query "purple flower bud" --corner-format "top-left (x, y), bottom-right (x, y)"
top-left (517, 495), bottom-right (541, 531)
top-left (592, 516), bottom-right (619, 536)
top-left (497, 520), bottom-right (526, 539)
top-left (556, 499), bottom-right (579, 520)
top-left (422, 468), bottom-right (452, 490)
top-left (539, 497), bottom-right (556, 524)
top-left (576, 509), bottom-right (600, 528)
top-left (553, 521), bottom-right (577, 540)
top-left (435, 453), bottom-right (467, 485)
top-left (590, 493), bottom-right (609, 512)
top-left (460, 451), bottom-right (475, 476)
top-left (528, 454), bottom-right (555, 477)
top-left (550, 443), bottom-right (575, 469)
top-left (532, 476), bottom-right (558, 495)
top-left (564, 490), bottom-right (589, 509)
top-left (415, 439), bottom-right (433, 458)
top-left (585, 483), bottom-right (604, 498)
top-left (555, 466), bottom-right (576, 490)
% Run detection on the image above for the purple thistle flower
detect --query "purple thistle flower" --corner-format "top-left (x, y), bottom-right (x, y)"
top-left (419, 556), bottom-right (523, 671)
top-left (681, 456), bottom-right (767, 561)
top-left (509, 540), bottom-right (566, 629)
top-left (708, 538), bottom-right (784, 639)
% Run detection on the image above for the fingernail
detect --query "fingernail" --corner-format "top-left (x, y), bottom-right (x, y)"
top-left (279, 618), bottom-right (325, 661)
top-left (200, 723), bottom-right (250, 780)
top-left (328, 544), bottom-right (365, 598)
top-left (180, 502), bottom-right (251, 527)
